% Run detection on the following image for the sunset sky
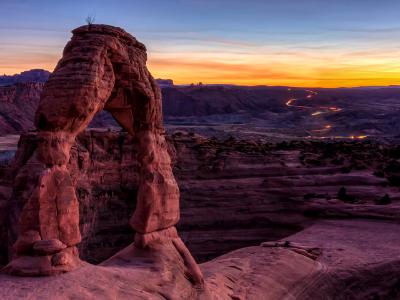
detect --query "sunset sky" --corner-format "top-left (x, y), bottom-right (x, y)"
top-left (1, 0), bottom-right (400, 87)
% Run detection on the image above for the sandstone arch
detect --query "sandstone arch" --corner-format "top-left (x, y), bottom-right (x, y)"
top-left (4, 25), bottom-right (202, 283)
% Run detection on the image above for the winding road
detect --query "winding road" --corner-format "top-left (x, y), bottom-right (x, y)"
top-left (286, 89), bottom-right (367, 139)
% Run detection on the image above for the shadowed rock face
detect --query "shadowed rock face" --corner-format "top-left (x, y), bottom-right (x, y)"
top-left (0, 69), bottom-right (50, 86)
top-left (4, 25), bottom-right (202, 283)
top-left (2, 131), bottom-right (400, 298)
top-left (4, 131), bottom-right (400, 268)
top-left (0, 83), bottom-right (43, 135)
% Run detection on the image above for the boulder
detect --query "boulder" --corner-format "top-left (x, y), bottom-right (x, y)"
top-left (33, 239), bottom-right (67, 255)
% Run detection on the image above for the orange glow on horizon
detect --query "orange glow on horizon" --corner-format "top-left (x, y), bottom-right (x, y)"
top-left (2, 48), bottom-right (400, 88)
top-left (147, 54), bottom-right (400, 88)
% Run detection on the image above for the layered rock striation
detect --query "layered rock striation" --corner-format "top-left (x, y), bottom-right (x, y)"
top-left (1, 218), bottom-right (400, 299)
top-left (3, 131), bottom-right (400, 266)
top-left (3, 24), bottom-right (203, 286)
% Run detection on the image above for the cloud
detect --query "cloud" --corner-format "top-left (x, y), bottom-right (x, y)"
top-left (325, 26), bottom-right (400, 34)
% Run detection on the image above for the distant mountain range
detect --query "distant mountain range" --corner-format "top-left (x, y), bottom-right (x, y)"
top-left (0, 70), bottom-right (174, 88)
top-left (0, 69), bottom-right (399, 139)
top-left (0, 69), bottom-right (51, 86)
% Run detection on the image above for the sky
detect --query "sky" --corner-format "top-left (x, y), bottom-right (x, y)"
top-left (0, 0), bottom-right (400, 87)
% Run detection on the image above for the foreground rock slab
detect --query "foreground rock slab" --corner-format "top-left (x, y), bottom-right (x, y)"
top-left (1, 219), bottom-right (399, 299)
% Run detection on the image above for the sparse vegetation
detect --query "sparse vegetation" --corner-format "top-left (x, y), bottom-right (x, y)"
top-left (86, 14), bottom-right (96, 25)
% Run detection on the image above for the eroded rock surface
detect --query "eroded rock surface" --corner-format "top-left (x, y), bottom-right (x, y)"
top-left (0, 83), bottom-right (43, 135)
top-left (3, 24), bottom-right (201, 284)
top-left (0, 219), bottom-right (400, 299)
top-left (3, 131), bottom-right (400, 267)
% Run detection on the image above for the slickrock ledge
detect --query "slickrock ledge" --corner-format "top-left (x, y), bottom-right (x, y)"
top-left (1, 219), bottom-right (400, 299)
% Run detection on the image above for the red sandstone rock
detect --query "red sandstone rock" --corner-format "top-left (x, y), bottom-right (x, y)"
top-left (4, 24), bottom-right (201, 283)
top-left (5, 130), bottom-right (400, 267)
top-left (3, 246), bottom-right (83, 276)
top-left (134, 226), bottom-right (179, 248)
top-left (13, 230), bottom-right (41, 255)
top-left (33, 239), bottom-right (67, 255)
top-left (1, 219), bottom-right (400, 299)
top-left (0, 83), bottom-right (43, 135)
top-left (51, 251), bottom-right (69, 266)
top-left (131, 130), bottom-right (180, 233)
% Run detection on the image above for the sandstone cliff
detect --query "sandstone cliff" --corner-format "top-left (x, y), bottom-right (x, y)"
top-left (1, 130), bottom-right (400, 298)
top-left (2, 81), bottom-right (400, 139)
top-left (0, 83), bottom-right (118, 135)
top-left (0, 83), bottom-right (43, 135)
top-left (2, 131), bottom-right (399, 265)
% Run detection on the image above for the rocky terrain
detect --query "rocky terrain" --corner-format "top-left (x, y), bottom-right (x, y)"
top-left (1, 77), bottom-right (399, 139)
top-left (1, 131), bottom-right (399, 268)
top-left (0, 75), bottom-right (399, 300)
top-left (0, 83), bottom-right (43, 135)
top-left (1, 132), bottom-right (400, 299)
top-left (1, 162), bottom-right (400, 299)
top-left (163, 85), bottom-right (400, 140)
top-left (0, 82), bottom-right (118, 135)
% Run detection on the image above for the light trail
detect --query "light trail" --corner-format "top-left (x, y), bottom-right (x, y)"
top-left (311, 111), bottom-right (323, 116)
top-left (286, 89), bottom-right (368, 139)
top-left (305, 135), bottom-right (369, 140)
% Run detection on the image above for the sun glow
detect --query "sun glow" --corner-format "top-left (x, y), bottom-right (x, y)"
top-left (146, 47), bottom-right (400, 87)
top-left (2, 30), bottom-right (400, 88)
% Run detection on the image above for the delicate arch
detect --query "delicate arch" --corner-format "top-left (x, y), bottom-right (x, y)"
top-left (4, 25), bottom-right (196, 279)
top-left (34, 25), bottom-right (179, 234)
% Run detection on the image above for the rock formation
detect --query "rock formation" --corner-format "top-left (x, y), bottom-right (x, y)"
top-left (1, 218), bottom-right (400, 299)
top-left (3, 24), bottom-right (203, 285)
top-left (0, 82), bottom-right (44, 135)
top-left (2, 131), bottom-right (400, 268)
top-left (2, 128), bottom-right (400, 298)
top-left (2, 75), bottom-right (400, 139)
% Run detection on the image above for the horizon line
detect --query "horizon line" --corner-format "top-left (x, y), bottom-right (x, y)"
top-left (1, 68), bottom-right (399, 90)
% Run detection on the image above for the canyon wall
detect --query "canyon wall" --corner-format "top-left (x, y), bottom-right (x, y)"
top-left (2, 131), bottom-right (399, 265)
top-left (0, 83), bottom-right (43, 135)
top-left (3, 81), bottom-right (400, 138)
